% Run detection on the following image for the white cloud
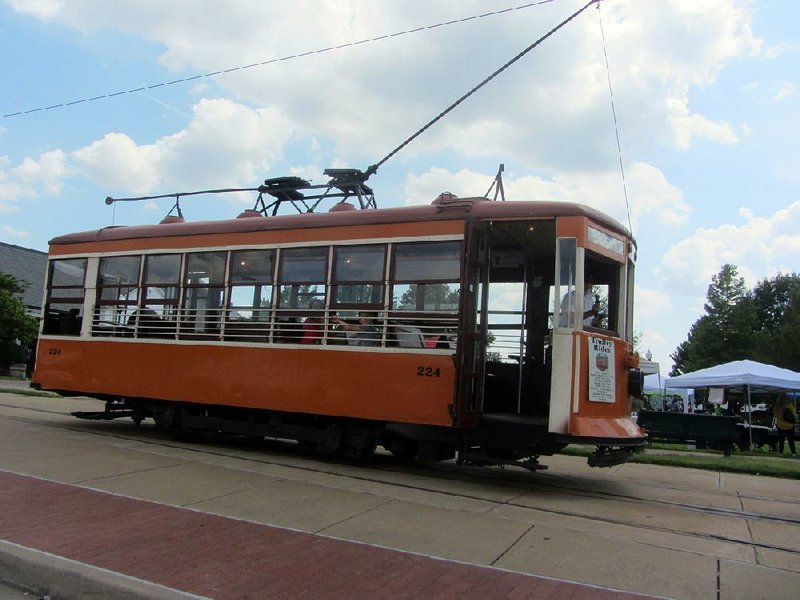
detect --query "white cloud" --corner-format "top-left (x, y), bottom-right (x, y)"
top-left (72, 98), bottom-right (294, 194)
top-left (6, 0), bottom-right (762, 168)
top-left (669, 111), bottom-right (738, 150)
top-left (1, 225), bottom-right (28, 238)
top-left (404, 162), bottom-right (690, 229)
top-left (764, 42), bottom-right (800, 59)
top-left (0, 151), bottom-right (69, 210)
top-left (743, 80), bottom-right (798, 104)
top-left (8, 0), bottom-right (63, 19)
top-left (634, 285), bottom-right (672, 323)
top-left (403, 167), bottom-right (492, 206)
top-left (657, 201), bottom-right (800, 297)
top-left (72, 133), bottom-right (160, 195)
top-left (771, 82), bottom-right (797, 103)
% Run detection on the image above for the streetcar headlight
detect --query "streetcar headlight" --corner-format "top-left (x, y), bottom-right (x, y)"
top-left (627, 368), bottom-right (644, 397)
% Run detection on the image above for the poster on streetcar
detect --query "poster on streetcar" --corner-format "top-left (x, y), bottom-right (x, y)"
top-left (588, 337), bottom-right (615, 403)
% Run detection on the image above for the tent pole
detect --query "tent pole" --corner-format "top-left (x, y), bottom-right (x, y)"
top-left (747, 385), bottom-right (753, 451)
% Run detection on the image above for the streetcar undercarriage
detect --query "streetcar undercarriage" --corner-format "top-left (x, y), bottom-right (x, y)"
top-left (69, 395), bottom-right (643, 469)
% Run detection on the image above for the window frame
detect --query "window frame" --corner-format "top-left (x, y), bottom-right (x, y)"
top-left (181, 251), bottom-right (228, 339)
top-left (276, 246), bottom-right (329, 313)
top-left (331, 243), bottom-right (387, 309)
top-left (94, 254), bottom-right (142, 336)
top-left (390, 240), bottom-right (463, 313)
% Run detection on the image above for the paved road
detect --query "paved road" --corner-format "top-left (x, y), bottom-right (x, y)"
top-left (1, 389), bottom-right (799, 599)
top-left (0, 582), bottom-right (38, 600)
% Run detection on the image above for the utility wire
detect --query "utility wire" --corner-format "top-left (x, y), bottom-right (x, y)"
top-left (597, 2), bottom-right (634, 237)
top-left (2, 0), bottom-right (559, 119)
top-left (365, 0), bottom-right (603, 178)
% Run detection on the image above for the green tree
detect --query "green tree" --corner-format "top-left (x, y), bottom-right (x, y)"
top-left (0, 273), bottom-right (38, 367)
top-left (398, 283), bottom-right (459, 310)
top-left (670, 264), bottom-right (757, 375)
top-left (752, 273), bottom-right (800, 371)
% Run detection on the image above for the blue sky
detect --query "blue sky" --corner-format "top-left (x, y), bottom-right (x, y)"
top-left (1, 0), bottom-right (799, 374)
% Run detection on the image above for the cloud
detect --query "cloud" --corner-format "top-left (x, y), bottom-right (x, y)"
top-left (71, 133), bottom-right (161, 195)
top-left (764, 42), bottom-right (800, 59)
top-left (634, 285), bottom-right (672, 324)
top-left (0, 151), bottom-right (69, 211)
top-left (72, 98), bottom-right (294, 195)
top-left (657, 201), bottom-right (800, 297)
top-left (7, 0), bottom-right (63, 19)
top-left (0, 97), bottom-right (294, 215)
top-left (1, 225), bottom-right (28, 238)
top-left (744, 80), bottom-right (798, 104)
top-left (669, 111), bottom-right (738, 150)
top-left (403, 161), bottom-right (690, 228)
top-left (6, 0), bottom-right (763, 169)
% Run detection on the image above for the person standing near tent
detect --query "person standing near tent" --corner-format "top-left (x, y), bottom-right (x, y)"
top-left (773, 393), bottom-right (797, 457)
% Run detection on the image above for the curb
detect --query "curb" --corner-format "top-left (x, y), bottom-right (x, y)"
top-left (0, 540), bottom-right (206, 600)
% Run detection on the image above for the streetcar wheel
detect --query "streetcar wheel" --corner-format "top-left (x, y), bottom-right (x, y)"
top-left (341, 426), bottom-right (377, 462)
top-left (152, 404), bottom-right (176, 430)
top-left (387, 438), bottom-right (419, 461)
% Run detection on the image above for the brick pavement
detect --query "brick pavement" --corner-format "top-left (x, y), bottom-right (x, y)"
top-left (0, 470), bottom-right (654, 599)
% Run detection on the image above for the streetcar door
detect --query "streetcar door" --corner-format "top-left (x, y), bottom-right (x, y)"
top-left (454, 221), bottom-right (488, 425)
top-left (479, 219), bottom-right (556, 417)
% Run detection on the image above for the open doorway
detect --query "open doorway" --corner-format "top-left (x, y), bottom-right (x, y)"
top-left (479, 220), bottom-right (556, 417)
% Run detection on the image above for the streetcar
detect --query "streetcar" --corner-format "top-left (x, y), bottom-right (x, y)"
top-left (32, 173), bottom-right (646, 470)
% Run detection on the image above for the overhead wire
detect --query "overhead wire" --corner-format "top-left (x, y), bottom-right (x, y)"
top-left (2, 0), bottom-right (560, 119)
top-left (365, 0), bottom-right (603, 178)
top-left (597, 2), bottom-right (634, 237)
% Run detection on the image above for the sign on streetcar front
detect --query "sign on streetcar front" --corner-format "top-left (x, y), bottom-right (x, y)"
top-left (588, 337), bottom-right (615, 403)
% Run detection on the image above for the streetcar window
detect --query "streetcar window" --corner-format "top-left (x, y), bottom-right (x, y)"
top-left (228, 249), bottom-right (274, 321)
top-left (332, 244), bottom-right (385, 307)
top-left (278, 247), bottom-right (328, 309)
top-left (94, 255), bottom-right (141, 336)
top-left (140, 254), bottom-right (181, 337)
top-left (182, 252), bottom-right (226, 338)
top-left (555, 238), bottom-right (577, 329)
top-left (392, 283), bottom-right (460, 312)
top-left (391, 241), bottom-right (461, 311)
top-left (43, 258), bottom-right (87, 335)
top-left (584, 252), bottom-right (621, 333)
top-left (393, 241), bottom-right (461, 281)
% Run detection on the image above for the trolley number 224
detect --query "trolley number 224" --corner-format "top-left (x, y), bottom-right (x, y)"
top-left (416, 366), bottom-right (441, 378)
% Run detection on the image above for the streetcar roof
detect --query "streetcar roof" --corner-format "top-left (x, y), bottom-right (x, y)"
top-left (49, 198), bottom-right (631, 246)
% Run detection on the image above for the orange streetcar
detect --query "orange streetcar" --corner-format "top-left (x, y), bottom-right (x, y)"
top-left (33, 179), bottom-right (645, 469)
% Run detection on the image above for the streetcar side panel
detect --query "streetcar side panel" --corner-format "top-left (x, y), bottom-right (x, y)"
top-left (35, 340), bottom-right (456, 426)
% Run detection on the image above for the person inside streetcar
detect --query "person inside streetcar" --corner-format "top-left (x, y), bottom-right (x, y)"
top-left (333, 312), bottom-right (380, 346)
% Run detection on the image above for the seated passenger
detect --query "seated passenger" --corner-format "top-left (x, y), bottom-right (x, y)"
top-left (128, 307), bottom-right (161, 336)
top-left (333, 312), bottom-right (380, 346)
top-left (301, 299), bottom-right (325, 344)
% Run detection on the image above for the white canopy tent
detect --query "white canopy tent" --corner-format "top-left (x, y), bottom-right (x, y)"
top-left (665, 360), bottom-right (800, 447)
top-left (665, 360), bottom-right (800, 392)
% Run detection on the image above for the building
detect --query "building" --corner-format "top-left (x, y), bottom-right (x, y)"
top-left (0, 241), bottom-right (48, 316)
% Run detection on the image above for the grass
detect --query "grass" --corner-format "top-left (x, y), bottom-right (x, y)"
top-left (560, 444), bottom-right (800, 479)
top-left (0, 377), bottom-right (59, 398)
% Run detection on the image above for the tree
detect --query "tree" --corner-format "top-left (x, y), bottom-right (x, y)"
top-left (753, 273), bottom-right (800, 329)
top-left (752, 273), bottom-right (800, 371)
top-left (0, 273), bottom-right (38, 367)
top-left (669, 264), bottom-right (757, 375)
top-left (398, 283), bottom-right (459, 310)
